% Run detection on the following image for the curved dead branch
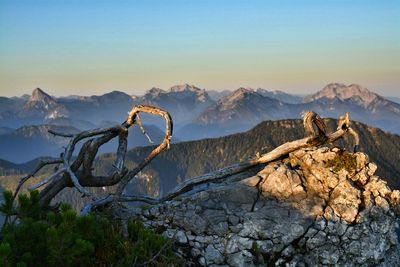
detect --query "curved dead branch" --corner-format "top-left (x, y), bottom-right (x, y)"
top-left (12, 105), bottom-right (172, 208)
top-left (13, 106), bottom-right (358, 216)
top-left (302, 111), bottom-right (326, 137)
top-left (82, 111), bottom-right (360, 214)
top-left (115, 105), bottom-right (173, 196)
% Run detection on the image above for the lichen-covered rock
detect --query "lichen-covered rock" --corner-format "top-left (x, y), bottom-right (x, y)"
top-left (131, 147), bottom-right (400, 266)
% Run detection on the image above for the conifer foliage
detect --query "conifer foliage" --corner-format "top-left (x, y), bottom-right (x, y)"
top-left (0, 191), bottom-right (181, 267)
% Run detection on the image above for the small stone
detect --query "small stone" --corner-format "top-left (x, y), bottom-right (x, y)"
top-left (191, 247), bottom-right (202, 257)
top-left (375, 196), bottom-right (390, 211)
top-left (227, 250), bottom-right (255, 267)
top-left (175, 230), bottom-right (188, 244)
top-left (149, 206), bottom-right (159, 217)
top-left (256, 240), bottom-right (274, 253)
top-left (228, 215), bottom-right (240, 226)
top-left (226, 236), bottom-right (252, 254)
top-left (194, 241), bottom-right (202, 248)
top-left (315, 218), bottom-right (326, 230)
top-left (196, 235), bottom-right (215, 245)
top-left (205, 244), bottom-right (224, 264)
top-left (199, 256), bottom-right (206, 266)
top-left (240, 176), bottom-right (262, 187)
top-left (229, 223), bottom-right (243, 233)
top-left (209, 222), bottom-right (229, 236)
top-left (143, 209), bottom-right (150, 217)
top-left (367, 163), bottom-right (377, 176)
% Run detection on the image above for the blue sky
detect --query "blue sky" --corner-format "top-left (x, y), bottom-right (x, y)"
top-left (0, 0), bottom-right (399, 96)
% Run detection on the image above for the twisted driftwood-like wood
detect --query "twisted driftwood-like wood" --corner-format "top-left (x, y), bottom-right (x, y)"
top-left (10, 105), bottom-right (172, 212)
top-left (82, 111), bottom-right (360, 214)
top-left (11, 107), bottom-right (359, 217)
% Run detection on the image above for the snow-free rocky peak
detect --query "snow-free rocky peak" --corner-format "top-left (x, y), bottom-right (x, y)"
top-left (305, 83), bottom-right (378, 106)
top-left (147, 87), bottom-right (166, 97)
top-left (29, 88), bottom-right (55, 103)
top-left (166, 84), bottom-right (210, 104)
top-left (170, 83), bottom-right (202, 93)
top-left (130, 147), bottom-right (400, 266)
top-left (21, 88), bottom-right (68, 119)
top-left (218, 87), bottom-right (258, 106)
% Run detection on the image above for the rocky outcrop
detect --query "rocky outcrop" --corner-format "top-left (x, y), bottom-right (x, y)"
top-left (130, 147), bottom-right (400, 266)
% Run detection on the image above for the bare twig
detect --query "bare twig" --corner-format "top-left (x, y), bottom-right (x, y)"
top-left (114, 127), bottom-right (128, 173)
top-left (136, 114), bottom-right (154, 144)
top-left (12, 158), bottom-right (63, 201)
top-left (48, 129), bottom-right (74, 138)
top-left (115, 105), bottom-right (173, 196)
top-left (28, 167), bottom-right (65, 191)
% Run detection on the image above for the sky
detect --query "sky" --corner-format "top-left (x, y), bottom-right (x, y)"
top-left (0, 0), bottom-right (399, 97)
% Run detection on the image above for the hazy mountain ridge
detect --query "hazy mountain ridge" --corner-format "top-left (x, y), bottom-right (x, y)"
top-left (0, 124), bottom-right (79, 163)
top-left (1, 82), bottom-right (399, 142)
top-left (183, 83), bottom-right (400, 140)
top-left (256, 88), bottom-right (304, 104)
top-left (0, 123), bottom-right (170, 163)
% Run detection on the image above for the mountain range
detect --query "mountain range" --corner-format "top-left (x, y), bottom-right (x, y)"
top-left (178, 83), bottom-right (400, 140)
top-left (0, 82), bottom-right (399, 162)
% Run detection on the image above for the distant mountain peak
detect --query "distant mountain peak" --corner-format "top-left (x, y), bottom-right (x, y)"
top-left (236, 87), bottom-right (254, 93)
top-left (168, 84), bottom-right (211, 103)
top-left (170, 83), bottom-right (201, 93)
top-left (29, 88), bottom-right (54, 103)
top-left (202, 87), bottom-right (267, 117)
top-left (147, 87), bottom-right (166, 96)
top-left (305, 83), bottom-right (378, 106)
top-left (222, 87), bottom-right (256, 103)
top-left (21, 88), bottom-right (68, 119)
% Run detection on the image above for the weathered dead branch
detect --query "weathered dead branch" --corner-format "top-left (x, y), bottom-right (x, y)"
top-left (14, 106), bottom-right (359, 215)
top-left (82, 111), bottom-right (360, 214)
top-left (12, 105), bottom-right (172, 208)
top-left (153, 111), bottom-right (359, 204)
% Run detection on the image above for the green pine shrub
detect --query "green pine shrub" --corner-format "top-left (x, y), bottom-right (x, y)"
top-left (0, 191), bottom-right (182, 267)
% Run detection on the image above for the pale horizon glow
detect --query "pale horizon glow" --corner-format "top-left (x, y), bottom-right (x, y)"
top-left (0, 0), bottom-right (399, 97)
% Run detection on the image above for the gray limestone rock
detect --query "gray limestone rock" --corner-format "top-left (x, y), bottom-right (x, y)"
top-left (131, 147), bottom-right (400, 266)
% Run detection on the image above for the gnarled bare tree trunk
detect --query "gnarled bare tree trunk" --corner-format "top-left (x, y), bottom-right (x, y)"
top-left (13, 107), bottom-right (359, 215)
top-left (11, 105), bottom-right (172, 208)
